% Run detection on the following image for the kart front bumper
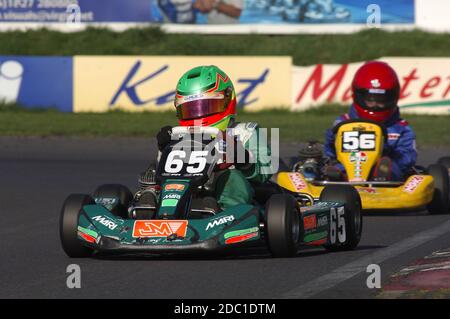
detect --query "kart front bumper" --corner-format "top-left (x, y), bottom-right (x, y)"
top-left (87, 236), bottom-right (256, 255)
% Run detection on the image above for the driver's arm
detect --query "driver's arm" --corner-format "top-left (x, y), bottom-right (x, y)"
top-left (324, 116), bottom-right (344, 159)
top-left (324, 127), bottom-right (337, 158)
top-left (239, 126), bottom-right (272, 183)
top-left (156, 126), bottom-right (173, 151)
top-left (387, 126), bottom-right (417, 173)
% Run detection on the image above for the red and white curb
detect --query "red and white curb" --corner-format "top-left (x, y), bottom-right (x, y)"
top-left (380, 247), bottom-right (450, 298)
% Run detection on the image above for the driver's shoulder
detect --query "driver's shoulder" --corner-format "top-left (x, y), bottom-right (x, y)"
top-left (331, 113), bottom-right (350, 127)
top-left (390, 119), bottom-right (413, 132)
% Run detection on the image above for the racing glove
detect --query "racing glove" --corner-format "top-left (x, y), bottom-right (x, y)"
top-left (218, 133), bottom-right (252, 170)
top-left (156, 125), bottom-right (173, 151)
top-left (233, 137), bottom-right (253, 171)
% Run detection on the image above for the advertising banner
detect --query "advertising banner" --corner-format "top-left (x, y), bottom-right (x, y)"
top-left (0, 0), bottom-right (151, 23)
top-left (2, 55), bottom-right (448, 114)
top-left (292, 57), bottom-right (450, 114)
top-left (0, 56), bottom-right (73, 111)
top-left (73, 56), bottom-right (292, 112)
top-left (0, 0), bottom-right (414, 25)
top-left (151, 0), bottom-right (414, 25)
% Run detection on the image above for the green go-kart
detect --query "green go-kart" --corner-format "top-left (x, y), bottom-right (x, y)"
top-left (60, 127), bottom-right (363, 258)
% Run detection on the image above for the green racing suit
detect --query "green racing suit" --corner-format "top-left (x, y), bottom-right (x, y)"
top-left (214, 121), bottom-right (273, 209)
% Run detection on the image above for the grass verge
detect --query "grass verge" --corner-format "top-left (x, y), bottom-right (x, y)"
top-left (0, 28), bottom-right (450, 65)
top-left (1, 104), bottom-right (449, 146)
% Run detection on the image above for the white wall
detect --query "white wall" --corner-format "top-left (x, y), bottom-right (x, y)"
top-left (416, 0), bottom-right (450, 32)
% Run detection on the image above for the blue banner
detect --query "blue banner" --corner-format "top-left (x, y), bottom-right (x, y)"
top-left (0, 56), bottom-right (73, 112)
top-left (0, 0), bottom-right (414, 24)
top-left (0, 0), bottom-right (152, 23)
top-left (151, 0), bottom-right (415, 24)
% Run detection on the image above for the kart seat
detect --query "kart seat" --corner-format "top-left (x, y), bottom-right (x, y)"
top-left (251, 181), bottom-right (284, 206)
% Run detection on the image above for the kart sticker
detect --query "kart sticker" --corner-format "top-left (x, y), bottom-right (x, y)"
top-left (165, 184), bottom-right (185, 191)
top-left (161, 191), bottom-right (182, 206)
top-left (306, 238), bottom-right (328, 246)
top-left (78, 231), bottom-right (96, 243)
top-left (77, 226), bottom-right (99, 243)
top-left (357, 188), bottom-right (377, 194)
top-left (224, 231), bottom-right (258, 245)
top-left (349, 151), bottom-right (368, 180)
top-left (317, 215), bottom-right (328, 227)
top-left (224, 227), bottom-right (259, 239)
top-left (163, 194), bottom-right (181, 200)
top-left (77, 226), bottom-right (98, 239)
top-left (300, 206), bottom-right (313, 213)
top-left (403, 176), bottom-right (425, 193)
top-left (161, 198), bottom-right (178, 207)
top-left (342, 131), bottom-right (376, 152)
top-left (304, 231), bottom-right (328, 243)
top-left (132, 220), bottom-right (188, 238)
top-left (300, 202), bottom-right (339, 213)
top-left (94, 197), bottom-right (118, 207)
top-left (91, 215), bottom-right (120, 230)
top-left (303, 215), bottom-right (317, 230)
top-left (329, 207), bottom-right (346, 245)
top-left (388, 133), bottom-right (401, 140)
top-left (288, 173), bottom-right (307, 191)
top-left (205, 215), bottom-right (235, 231)
top-left (349, 151), bottom-right (367, 163)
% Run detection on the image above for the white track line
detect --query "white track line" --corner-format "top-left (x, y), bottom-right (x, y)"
top-left (281, 219), bottom-right (450, 298)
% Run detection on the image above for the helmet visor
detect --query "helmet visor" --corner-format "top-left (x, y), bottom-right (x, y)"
top-left (175, 92), bottom-right (228, 120)
top-left (354, 88), bottom-right (398, 112)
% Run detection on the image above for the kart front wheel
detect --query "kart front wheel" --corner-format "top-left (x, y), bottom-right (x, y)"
top-left (265, 194), bottom-right (301, 258)
top-left (93, 184), bottom-right (133, 218)
top-left (427, 164), bottom-right (450, 214)
top-left (60, 194), bottom-right (95, 258)
top-left (320, 185), bottom-right (362, 251)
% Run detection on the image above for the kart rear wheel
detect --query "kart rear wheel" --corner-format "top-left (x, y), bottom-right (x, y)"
top-left (320, 185), bottom-right (362, 251)
top-left (265, 194), bottom-right (301, 258)
top-left (93, 184), bottom-right (133, 218)
top-left (60, 194), bottom-right (95, 258)
top-left (438, 157), bottom-right (450, 170)
top-left (427, 164), bottom-right (450, 215)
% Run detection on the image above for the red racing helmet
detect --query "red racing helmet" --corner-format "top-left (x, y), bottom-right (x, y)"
top-left (352, 61), bottom-right (400, 123)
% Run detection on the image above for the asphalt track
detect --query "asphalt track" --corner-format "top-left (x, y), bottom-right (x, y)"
top-left (1, 136), bottom-right (450, 299)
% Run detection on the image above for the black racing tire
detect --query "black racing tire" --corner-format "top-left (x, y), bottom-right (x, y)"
top-left (60, 194), bottom-right (95, 258)
top-left (427, 164), bottom-right (450, 215)
top-left (320, 185), bottom-right (362, 251)
top-left (265, 194), bottom-right (301, 258)
top-left (93, 184), bottom-right (133, 218)
top-left (437, 157), bottom-right (450, 170)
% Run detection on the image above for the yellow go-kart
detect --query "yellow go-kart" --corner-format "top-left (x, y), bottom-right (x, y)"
top-left (277, 120), bottom-right (450, 214)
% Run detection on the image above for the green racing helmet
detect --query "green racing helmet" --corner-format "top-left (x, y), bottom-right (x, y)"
top-left (174, 65), bottom-right (237, 131)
